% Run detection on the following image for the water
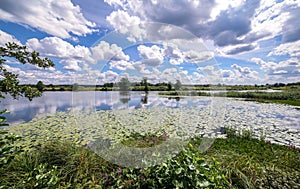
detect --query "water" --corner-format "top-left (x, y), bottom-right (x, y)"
top-left (2, 91), bottom-right (300, 147)
top-left (1, 91), bottom-right (208, 125)
top-left (1, 91), bottom-right (299, 130)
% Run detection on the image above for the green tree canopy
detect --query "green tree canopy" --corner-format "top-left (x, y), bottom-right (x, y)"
top-left (118, 77), bottom-right (131, 92)
top-left (72, 83), bottom-right (79, 91)
top-left (167, 82), bottom-right (172, 91)
top-left (142, 77), bottom-right (149, 93)
top-left (174, 80), bottom-right (182, 90)
top-left (36, 81), bottom-right (44, 92)
top-left (0, 42), bottom-right (54, 100)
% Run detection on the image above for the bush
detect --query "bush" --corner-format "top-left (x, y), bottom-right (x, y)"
top-left (144, 144), bottom-right (229, 188)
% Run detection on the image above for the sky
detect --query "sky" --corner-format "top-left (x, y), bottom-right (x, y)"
top-left (0, 0), bottom-right (299, 85)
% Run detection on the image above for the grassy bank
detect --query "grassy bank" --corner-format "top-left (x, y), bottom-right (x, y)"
top-left (199, 130), bottom-right (300, 188)
top-left (0, 139), bottom-right (229, 188)
top-left (159, 90), bottom-right (300, 106)
top-left (1, 130), bottom-right (299, 188)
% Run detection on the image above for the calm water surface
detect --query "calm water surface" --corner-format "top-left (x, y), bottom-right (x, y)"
top-left (1, 91), bottom-right (207, 125)
top-left (1, 91), bottom-right (299, 129)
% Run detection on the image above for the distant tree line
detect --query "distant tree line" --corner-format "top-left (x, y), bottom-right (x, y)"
top-left (3, 80), bottom-right (299, 93)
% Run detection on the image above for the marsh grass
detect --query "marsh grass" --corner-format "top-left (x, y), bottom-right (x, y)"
top-left (0, 140), bottom-right (116, 188)
top-left (193, 129), bottom-right (300, 188)
top-left (0, 139), bottom-right (229, 188)
top-left (0, 131), bottom-right (299, 188)
top-left (159, 90), bottom-right (300, 106)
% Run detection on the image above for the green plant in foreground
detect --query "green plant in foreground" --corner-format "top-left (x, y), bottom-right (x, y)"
top-left (145, 143), bottom-right (229, 188)
top-left (198, 132), bottom-right (300, 188)
top-left (25, 163), bottom-right (60, 189)
top-left (0, 110), bottom-right (23, 168)
top-left (1, 129), bottom-right (299, 188)
top-left (0, 138), bottom-right (230, 188)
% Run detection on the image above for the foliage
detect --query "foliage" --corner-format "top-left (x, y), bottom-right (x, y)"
top-left (219, 91), bottom-right (300, 101)
top-left (118, 77), bottom-right (131, 92)
top-left (0, 131), bottom-right (23, 168)
top-left (1, 130), bottom-right (299, 188)
top-left (198, 131), bottom-right (300, 188)
top-left (71, 83), bottom-right (79, 91)
top-left (167, 82), bottom-right (172, 91)
top-left (174, 79), bottom-right (182, 90)
top-left (1, 110), bottom-right (24, 168)
top-left (0, 139), bottom-right (229, 188)
top-left (36, 81), bottom-right (44, 92)
top-left (0, 42), bottom-right (54, 100)
top-left (144, 144), bottom-right (229, 188)
top-left (142, 77), bottom-right (149, 93)
top-left (25, 163), bottom-right (60, 189)
top-left (0, 104), bottom-right (18, 168)
top-left (0, 42), bottom-right (54, 170)
top-left (159, 90), bottom-right (300, 106)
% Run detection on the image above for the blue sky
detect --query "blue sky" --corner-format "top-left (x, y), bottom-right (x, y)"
top-left (0, 0), bottom-right (299, 85)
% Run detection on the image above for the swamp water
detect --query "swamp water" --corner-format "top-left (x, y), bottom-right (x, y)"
top-left (2, 91), bottom-right (300, 148)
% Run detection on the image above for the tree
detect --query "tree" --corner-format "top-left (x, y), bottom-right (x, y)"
top-left (49, 84), bottom-right (55, 91)
top-left (142, 77), bottom-right (149, 93)
top-left (36, 81), bottom-right (44, 92)
top-left (103, 82), bottom-right (113, 88)
top-left (118, 77), bottom-right (131, 92)
top-left (0, 42), bottom-right (54, 166)
top-left (167, 82), bottom-right (172, 91)
top-left (0, 42), bottom-right (54, 100)
top-left (72, 83), bottom-right (79, 91)
top-left (174, 80), bottom-right (182, 90)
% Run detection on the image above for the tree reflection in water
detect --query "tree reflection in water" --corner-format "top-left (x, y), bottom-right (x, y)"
top-left (119, 91), bottom-right (130, 104)
top-left (141, 93), bottom-right (148, 104)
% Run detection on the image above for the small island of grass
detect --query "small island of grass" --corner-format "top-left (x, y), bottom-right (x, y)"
top-left (158, 83), bottom-right (300, 106)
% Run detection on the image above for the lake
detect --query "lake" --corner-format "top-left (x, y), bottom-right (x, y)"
top-left (2, 91), bottom-right (207, 125)
top-left (2, 91), bottom-right (300, 147)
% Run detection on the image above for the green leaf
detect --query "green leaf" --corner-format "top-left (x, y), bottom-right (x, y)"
top-left (175, 167), bottom-right (183, 175)
top-left (199, 180), bottom-right (210, 187)
top-left (189, 164), bottom-right (195, 170)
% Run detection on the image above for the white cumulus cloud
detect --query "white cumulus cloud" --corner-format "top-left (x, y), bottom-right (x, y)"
top-left (106, 10), bottom-right (145, 42)
top-left (26, 37), bottom-right (93, 71)
top-left (269, 40), bottom-right (300, 57)
top-left (137, 45), bottom-right (164, 66)
top-left (26, 37), bottom-right (90, 60)
top-left (183, 50), bottom-right (214, 63)
top-left (0, 29), bottom-right (21, 46)
top-left (109, 60), bottom-right (134, 70)
top-left (91, 41), bottom-right (130, 63)
top-left (0, 0), bottom-right (97, 39)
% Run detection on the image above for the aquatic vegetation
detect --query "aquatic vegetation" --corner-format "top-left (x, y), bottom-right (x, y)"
top-left (1, 99), bottom-right (299, 187)
top-left (5, 99), bottom-right (300, 150)
top-left (159, 90), bottom-right (300, 106)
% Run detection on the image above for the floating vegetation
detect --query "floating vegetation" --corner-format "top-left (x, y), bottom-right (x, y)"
top-left (6, 98), bottom-right (300, 152)
top-left (1, 98), bottom-right (300, 187)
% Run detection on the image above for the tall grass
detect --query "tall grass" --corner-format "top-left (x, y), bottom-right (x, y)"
top-left (1, 131), bottom-right (299, 188)
top-left (0, 139), bottom-right (229, 188)
top-left (195, 129), bottom-right (300, 188)
top-left (159, 90), bottom-right (300, 106)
